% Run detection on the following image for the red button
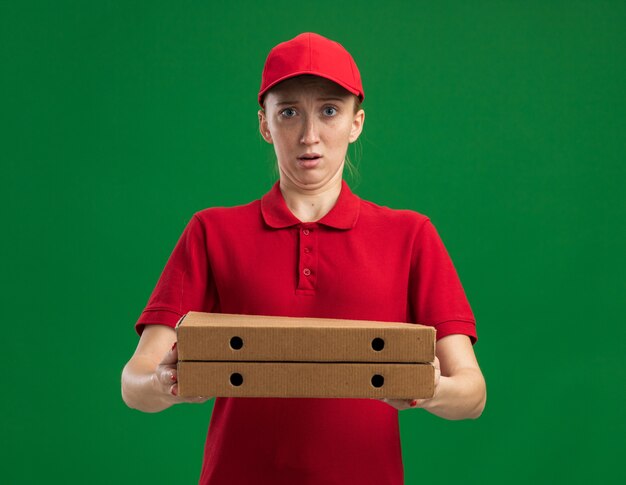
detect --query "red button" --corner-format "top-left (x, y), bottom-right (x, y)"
top-left (304, 247), bottom-right (311, 253)
top-left (303, 268), bottom-right (311, 276)
top-left (303, 229), bottom-right (310, 235)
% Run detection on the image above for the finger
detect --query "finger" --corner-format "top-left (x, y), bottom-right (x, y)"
top-left (401, 398), bottom-right (421, 409)
top-left (173, 390), bottom-right (212, 404)
top-left (168, 385), bottom-right (211, 402)
top-left (432, 356), bottom-right (441, 387)
top-left (156, 365), bottom-right (177, 387)
top-left (382, 398), bottom-right (415, 410)
top-left (185, 396), bottom-right (212, 404)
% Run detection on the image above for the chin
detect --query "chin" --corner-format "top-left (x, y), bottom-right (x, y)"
top-left (287, 173), bottom-right (328, 187)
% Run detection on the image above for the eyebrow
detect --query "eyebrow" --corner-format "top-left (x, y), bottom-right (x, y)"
top-left (275, 97), bottom-right (346, 106)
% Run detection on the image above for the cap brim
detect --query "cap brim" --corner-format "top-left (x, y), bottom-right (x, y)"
top-left (258, 70), bottom-right (364, 107)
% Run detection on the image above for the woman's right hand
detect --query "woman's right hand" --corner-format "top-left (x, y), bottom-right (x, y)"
top-left (122, 324), bottom-right (212, 412)
top-left (155, 342), bottom-right (211, 404)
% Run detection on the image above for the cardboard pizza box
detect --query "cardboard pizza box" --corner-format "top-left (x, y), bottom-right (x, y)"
top-left (176, 311), bottom-right (436, 399)
top-left (178, 361), bottom-right (434, 399)
top-left (176, 311), bottom-right (435, 362)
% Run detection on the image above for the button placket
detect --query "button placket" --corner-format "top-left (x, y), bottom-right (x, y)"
top-left (297, 223), bottom-right (318, 292)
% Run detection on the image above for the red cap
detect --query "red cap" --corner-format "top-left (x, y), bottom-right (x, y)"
top-left (258, 32), bottom-right (364, 108)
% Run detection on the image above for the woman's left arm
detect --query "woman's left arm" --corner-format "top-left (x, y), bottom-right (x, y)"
top-left (381, 334), bottom-right (486, 420)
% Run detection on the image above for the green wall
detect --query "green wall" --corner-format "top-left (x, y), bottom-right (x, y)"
top-left (2, 1), bottom-right (624, 483)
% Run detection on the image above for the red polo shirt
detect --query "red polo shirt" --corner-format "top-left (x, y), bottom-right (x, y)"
top-left (135, 178), bottom-right (477, 485)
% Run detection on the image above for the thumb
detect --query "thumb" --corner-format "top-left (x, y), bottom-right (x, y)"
top-left (159, 341), bottom-right (178, 365)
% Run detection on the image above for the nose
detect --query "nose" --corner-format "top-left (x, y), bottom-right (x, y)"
top-left (300, 115), bottom-right (320, 145)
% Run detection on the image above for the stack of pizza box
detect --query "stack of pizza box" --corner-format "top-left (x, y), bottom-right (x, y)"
top-left (176, 311), bottom-right (435, 399)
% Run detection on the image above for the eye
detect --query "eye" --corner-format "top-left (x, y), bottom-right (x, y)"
top-left (323, 106), bottom-right (338, 116)
top-left (280, 108), bottom-right (296, 118)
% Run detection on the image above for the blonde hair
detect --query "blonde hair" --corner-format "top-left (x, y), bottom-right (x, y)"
top-left (344, 95), bottom-right (362, 186)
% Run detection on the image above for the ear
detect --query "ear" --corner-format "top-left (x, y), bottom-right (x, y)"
top-left (258, 109), bottom-right (273, 144)
top-left (348, 108), bottom-right (365, 143)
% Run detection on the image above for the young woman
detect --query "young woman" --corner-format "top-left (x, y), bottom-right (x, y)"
top-left (122, 32), bottom-right (486, 485)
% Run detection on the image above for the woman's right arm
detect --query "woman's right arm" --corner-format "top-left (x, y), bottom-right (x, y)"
top-left (121, 323), bottom-right (211, 413)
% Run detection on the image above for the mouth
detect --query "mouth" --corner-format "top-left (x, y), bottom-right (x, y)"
top-left (298, 153), bottom-right (322, 160)
top-left (297, 154), bottom-right (322, 169)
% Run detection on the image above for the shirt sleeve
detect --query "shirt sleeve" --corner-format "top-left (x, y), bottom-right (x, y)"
top-left (408, 218), bottom-right (478, 344)
top-left (134, 213), bottom-right (218, 336)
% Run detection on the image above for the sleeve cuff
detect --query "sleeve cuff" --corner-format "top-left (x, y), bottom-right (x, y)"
top-left (433, 320), bottom-right (478, 345)
top-left (135, 308), bottom-right (184, 336)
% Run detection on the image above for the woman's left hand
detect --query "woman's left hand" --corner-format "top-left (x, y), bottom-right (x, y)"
top-left (378, 356), bottom-right (441, 411)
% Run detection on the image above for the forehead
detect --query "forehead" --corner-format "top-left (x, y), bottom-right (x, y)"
top-left (267, 75), bottom-right (351, 101)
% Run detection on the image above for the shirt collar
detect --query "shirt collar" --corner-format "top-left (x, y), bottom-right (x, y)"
top-left (261, 179), bottom-right (361, 230)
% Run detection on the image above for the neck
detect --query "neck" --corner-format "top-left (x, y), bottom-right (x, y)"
top-left (279, 174), bottom-right (344, 223)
